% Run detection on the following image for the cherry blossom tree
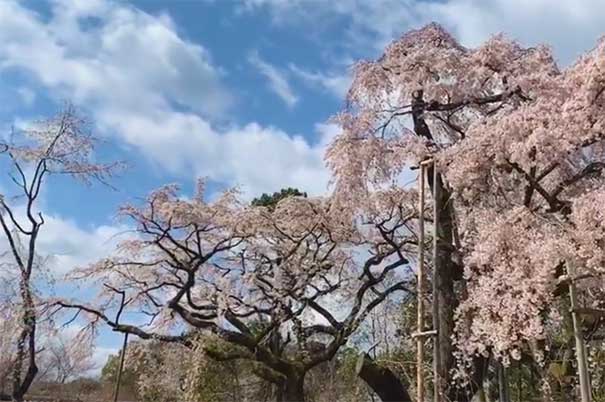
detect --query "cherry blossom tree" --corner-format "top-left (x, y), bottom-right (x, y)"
top-left (58, 182), bottom-right (418, 402)
top-left (36, 330), bottom-right (96, 384)
top-left (327, 22), bottom-right (605, 400)
top-left (0, 106), bottom-right (119, 402)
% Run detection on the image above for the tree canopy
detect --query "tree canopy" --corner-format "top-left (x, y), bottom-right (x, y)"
top-left (251, 187), bottom-right (308, 209)
top-left (327, 22), bottom-right (605, 401)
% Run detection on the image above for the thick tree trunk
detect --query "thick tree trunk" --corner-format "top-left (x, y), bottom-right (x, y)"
top-left (432, 170), bottom-right (458, 401)
top-left (12, 360), bottom-right (37, 402)
top-left (357, 354), bottom-right (412, 402)
top-left (277, 373), bottom-right (306, 402)
top-left (12, 286), bottom-right (38, 402)
top-left (412, 90), bottom-right (473, 402)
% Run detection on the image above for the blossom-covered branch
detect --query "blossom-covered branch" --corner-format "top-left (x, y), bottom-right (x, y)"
top-left (327, 22), bottom-right (605, 400)
top-left (57, 183), bottom-right (417, 401)
top-left (0, 106), bottom-right (120, 402)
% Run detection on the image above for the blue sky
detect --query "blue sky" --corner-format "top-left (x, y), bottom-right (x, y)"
top-left (2, 0), bottom-right (605, 371)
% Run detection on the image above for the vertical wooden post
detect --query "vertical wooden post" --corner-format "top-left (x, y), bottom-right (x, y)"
top-left (431, 162), bottom-right (441, 402)
top-left (417, 163), bottom-right (426, 402)
top-left (567, 263), bottom-right (591, 402)
top-left (113, 332), bottom-right (129, 402)
top-left (498, 362), bottom-right (511, 402)
top-left (517, 360), bottom-right (522, 402)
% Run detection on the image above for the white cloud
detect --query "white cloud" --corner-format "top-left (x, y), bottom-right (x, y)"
top-left (313, 122), bottom-right (341, 150)
top-left (248, 51), bottom-right (299, 107)
top-left (289, 64), bottom-right (351, 99)
top-left (37, 214), bottom-right (128, 275)
top-left (16, 87), bottom-right (36, 106)
top-left (244, 0), bottom-right (605, 65)
top-left (0, 0), bottom-right (332, 197)
top-left (0, 0), bottom-right (232, 118)
top-left (0, 200), bottom-right (128, 276)
top-left (423, 0), bottom-right (605, 64)
top-left (97, 108), bottom-right (331, 195)
top-left (242, 0), bottom-right (420, 52)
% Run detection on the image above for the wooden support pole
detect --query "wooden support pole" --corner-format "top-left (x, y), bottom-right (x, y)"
top-left (567, 262), bottom-right (591, 402)
top-left (412, 330), bottom-right (437, 339)
top-left (417, 163), bottom-right (426, 402)
top-left (557, 273), bottom-right (595, 285)
top-left (113, 332), bottom-right (129, 402)
top-left (431, 161), bottom-right (442, 402)
top-left (497, 361), bottom-right (511, 402)
top-left (574, 307), bottom-right (605, 317)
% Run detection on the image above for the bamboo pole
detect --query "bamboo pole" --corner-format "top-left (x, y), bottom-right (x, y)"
top-left (566, 262), bottom-right (591, 402)
top-left (431, 162), bottom-right (442, 402)
top-left (497, 362), bottom-right (511, 402)
top-left (417, 163), bottom-right (426, 402)
top-left (113, 332), bottom-right (129, 402)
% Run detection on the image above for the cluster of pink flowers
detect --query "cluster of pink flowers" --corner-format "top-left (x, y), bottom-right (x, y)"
top-left (327, 22), bottom-right (605, 370)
